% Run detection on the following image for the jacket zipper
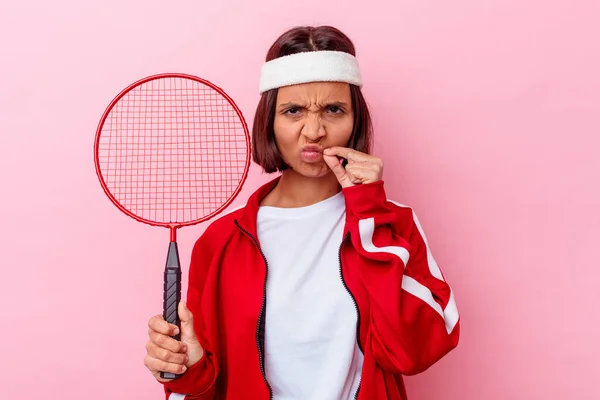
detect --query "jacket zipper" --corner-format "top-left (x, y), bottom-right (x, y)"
top-left (234, 220), bottom-right (274, 400)
top-left (235, 221), bottom-right (361, 400)
top-left (339, 232), bottom-right (363, 400)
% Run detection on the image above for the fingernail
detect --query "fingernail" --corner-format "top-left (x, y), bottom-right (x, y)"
top-left (173, 327), bottom-right (180, 335)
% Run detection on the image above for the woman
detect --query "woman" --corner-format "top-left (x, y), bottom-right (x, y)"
top-left (144, 25), bottom-right (460, 400)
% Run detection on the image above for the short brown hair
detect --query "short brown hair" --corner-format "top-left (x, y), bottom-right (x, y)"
top-left (252, 26), bottom-right (374, 173)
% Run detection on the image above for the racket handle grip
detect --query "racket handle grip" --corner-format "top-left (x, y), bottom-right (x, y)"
top-left (161, 241), bottom-right (182, 381)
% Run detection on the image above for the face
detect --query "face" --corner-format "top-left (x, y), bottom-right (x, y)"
top-left (273, 82), bottom-right (354, 178)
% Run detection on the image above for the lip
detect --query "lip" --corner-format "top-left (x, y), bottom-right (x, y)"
top-left (300, 145), bottom-right (324, 163)
top-left (301, 145), bottom-right (324, 153)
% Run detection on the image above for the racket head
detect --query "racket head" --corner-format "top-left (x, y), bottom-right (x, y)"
top-left (94, 73), bottom-right (251, 228)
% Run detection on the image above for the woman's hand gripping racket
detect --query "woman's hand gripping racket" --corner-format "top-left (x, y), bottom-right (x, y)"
top-left (94, 73), bottom-right (250, 380)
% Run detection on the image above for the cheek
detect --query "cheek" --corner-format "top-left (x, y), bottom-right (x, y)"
top-left (273, 118), bottom-right (297, 153)
top-left (328, 118), bottom-right (354, 144)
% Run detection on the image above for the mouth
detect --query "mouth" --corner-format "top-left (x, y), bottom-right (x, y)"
top-left (300, 145), bottom-right (324, 163)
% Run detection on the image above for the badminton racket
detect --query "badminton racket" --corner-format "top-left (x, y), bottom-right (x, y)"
top-left (94, 73), bottom-right (250, 379)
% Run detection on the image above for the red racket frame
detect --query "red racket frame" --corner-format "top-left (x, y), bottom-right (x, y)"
top-left (93, 72), bottom-right (251, 242)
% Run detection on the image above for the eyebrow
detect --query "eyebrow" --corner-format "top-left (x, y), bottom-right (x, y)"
top-left (277, 101), bottom-right (349, 110)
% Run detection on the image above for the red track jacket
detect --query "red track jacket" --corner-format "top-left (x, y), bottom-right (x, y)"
top-left (164, 177), bottom-right (460, 399)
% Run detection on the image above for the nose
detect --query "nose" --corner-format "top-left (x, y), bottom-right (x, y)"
top-left (301, 113), bottom-right (326, 141)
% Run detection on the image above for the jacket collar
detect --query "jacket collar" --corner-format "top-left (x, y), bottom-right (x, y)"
top-left (235, 175), bottom-right (281, 237)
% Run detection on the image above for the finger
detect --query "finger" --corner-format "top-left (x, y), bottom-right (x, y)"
top-left (148, 329), bottom-right (187, 353)
top-left (144, 354), bottom-right (187, 375)
top-left (345, 165), bottom-right (381, 184)
top-left (146, 341), bottom-right (189, 365)
top-left (323, 154), bottom-right (354, 188)
top-left (178, 301), bottom-right (199, 344)
top-left (323, 154), bottom-right (345, 177)
top-left (344, 165), bottom-right (360, 184)
top-left (148, 315), bottom-right (179, 337)
top-left (323, 146), bottom-right (371, 163)
top-left (348, 160), bottom-right (383, 174)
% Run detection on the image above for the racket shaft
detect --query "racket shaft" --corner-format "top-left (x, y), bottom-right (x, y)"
top-left (161, 241), bottom-right (182, 380)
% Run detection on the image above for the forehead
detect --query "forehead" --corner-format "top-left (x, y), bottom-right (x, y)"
top-left (276, 82), bottom-right (351, 103)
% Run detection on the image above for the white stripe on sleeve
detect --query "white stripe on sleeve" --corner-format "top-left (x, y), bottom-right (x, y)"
top-left (357, 203), bottom-right (459, 334)
top-left (358, 218), bottom-right (410, 266)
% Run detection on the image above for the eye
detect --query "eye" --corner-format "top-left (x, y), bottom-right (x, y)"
top-left (328, 106), bottom-right (343, 114)
top-left (285, 107), bottom-right (300, 115)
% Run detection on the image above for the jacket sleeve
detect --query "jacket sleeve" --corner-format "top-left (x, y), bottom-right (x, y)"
top-left (162, 231), bottom-right (219, 399)
top-left (343, 181), bottom-right (460, 375)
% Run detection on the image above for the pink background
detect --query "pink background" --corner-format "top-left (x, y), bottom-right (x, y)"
top-left (1, 0), bottom-right (598, 398)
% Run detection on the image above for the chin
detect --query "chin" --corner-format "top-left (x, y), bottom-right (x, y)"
top-left (289, 161), bottom-right (332, 179)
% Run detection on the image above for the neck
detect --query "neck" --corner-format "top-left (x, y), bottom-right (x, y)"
top-left (262, 169), bottom-right (342, 208)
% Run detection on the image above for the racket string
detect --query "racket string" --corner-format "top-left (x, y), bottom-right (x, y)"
top-left (97, 76), bottom-right (249, 224)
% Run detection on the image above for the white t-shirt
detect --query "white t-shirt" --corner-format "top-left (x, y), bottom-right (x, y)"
top-left (257, 191), bottom-right (364, 400)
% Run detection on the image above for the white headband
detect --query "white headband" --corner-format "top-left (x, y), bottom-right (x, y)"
top-left (258, 50), bottom-right (363, 94)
